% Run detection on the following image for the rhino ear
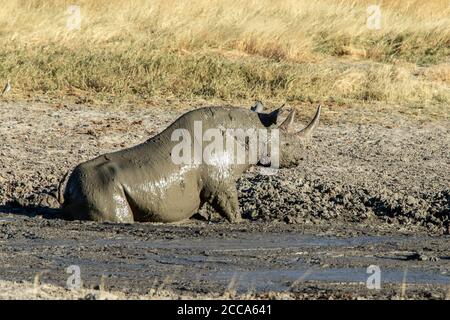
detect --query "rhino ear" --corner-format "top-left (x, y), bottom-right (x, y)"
top-left (267, 104), bottom-right (285, 123)
top-left (258, 103), bottom-right (285, 127)
top-left (251, 101), bottom-right (264, 113)
top-left (279, 110), bottom-right (296, 133)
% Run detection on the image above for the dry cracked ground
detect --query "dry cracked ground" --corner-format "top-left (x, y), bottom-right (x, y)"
top-left (0, 100), bottom-right (449, 300)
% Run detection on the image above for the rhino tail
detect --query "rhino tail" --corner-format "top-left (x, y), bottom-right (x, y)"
top-left (57, 170), bottom-right (71, 205)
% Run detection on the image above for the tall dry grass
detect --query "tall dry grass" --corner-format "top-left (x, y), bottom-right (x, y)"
top-left (0, 0), bottom-right (449, 110)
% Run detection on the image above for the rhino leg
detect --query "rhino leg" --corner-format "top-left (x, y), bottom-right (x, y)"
top-left (106, 187), bottom-right (136, 223)
top-left (64, 182), bottom-right (135, 223)
top-left (206, 181), bottom-right (242, 223)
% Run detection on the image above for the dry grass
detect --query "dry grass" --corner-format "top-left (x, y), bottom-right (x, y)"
top-left (1, 279), bottom-right (448, 300)
top-left (0, 0), bottom-right (449, 110)
top-left (0, 279), bottom-right (293, 300)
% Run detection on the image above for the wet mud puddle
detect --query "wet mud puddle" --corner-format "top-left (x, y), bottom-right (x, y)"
top-left (1, 227), bottom-right (448, 293)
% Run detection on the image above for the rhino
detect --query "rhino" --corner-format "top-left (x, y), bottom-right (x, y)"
top-left (59, 103), bottom-right (321, 223)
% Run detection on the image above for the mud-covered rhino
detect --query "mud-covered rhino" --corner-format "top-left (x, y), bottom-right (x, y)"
top-left (59, 103), bottom-right (321, 223)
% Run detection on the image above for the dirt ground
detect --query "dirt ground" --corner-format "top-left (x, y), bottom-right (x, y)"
top-left (0, 101), bottom-right (449, 299)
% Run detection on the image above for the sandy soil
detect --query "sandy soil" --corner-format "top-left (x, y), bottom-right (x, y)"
top-left (0, 101), bottom-right (449, 299)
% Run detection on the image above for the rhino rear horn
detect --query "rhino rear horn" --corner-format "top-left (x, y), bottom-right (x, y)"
top-left (297, 105), bottom-right (321, 138)
top-left (279, 110), bottom-right (296, 133)
top-left (251, 101), bottom-right (264, 113)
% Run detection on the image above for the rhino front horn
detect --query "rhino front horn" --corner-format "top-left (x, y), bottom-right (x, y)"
top-left (297, 105), bottom-right (321, 138)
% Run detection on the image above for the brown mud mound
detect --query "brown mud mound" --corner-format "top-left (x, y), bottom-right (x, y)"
top-left (238, 173), bottom-right (449, 233)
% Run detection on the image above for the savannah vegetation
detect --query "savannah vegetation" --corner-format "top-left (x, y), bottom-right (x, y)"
top-left (0, 0), bottom-right (449, 119)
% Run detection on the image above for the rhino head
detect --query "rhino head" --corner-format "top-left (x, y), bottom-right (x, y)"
top-left (254, 103), bottom-right (321, 168)
top-left (278, 105), bottom-right (321, 167)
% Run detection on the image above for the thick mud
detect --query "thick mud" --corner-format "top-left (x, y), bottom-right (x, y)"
top-left (0, 215), bottom-right (449, 299)
top-left (0, 101), bottom-right (449, 299)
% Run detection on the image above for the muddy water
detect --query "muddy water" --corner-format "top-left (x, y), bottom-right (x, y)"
top-left (1, 223), bottom-right (448, 294)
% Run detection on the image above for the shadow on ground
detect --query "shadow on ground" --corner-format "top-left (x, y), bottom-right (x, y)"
top-left (0, 203), bottom-right (62, 220)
